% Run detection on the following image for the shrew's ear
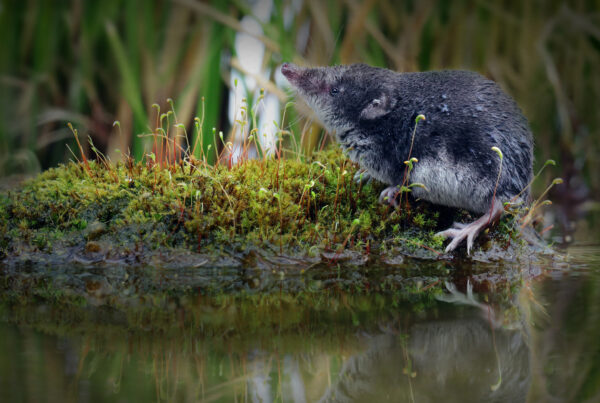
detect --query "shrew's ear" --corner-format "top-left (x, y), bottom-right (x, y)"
top-left (359, 93), bottom-right (396, 120)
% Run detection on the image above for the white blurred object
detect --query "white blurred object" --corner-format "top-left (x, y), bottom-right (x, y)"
top-left (247, 350), bottom-right (273, 403)
top-left (226, 0), bottom-right (307, 163)
top-left (228, 0), bottom-right (277, 162)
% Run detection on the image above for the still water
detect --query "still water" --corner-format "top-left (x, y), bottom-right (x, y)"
top-left (1, 237), bottom-right (599, 402)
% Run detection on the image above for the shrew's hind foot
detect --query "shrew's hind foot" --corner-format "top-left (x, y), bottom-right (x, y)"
top-left (436, 203), bottom-right (504, 255)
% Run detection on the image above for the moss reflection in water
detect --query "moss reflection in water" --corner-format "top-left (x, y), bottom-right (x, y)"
top-left (0, 286), bottom-right (536, 402)
top-left (1, 249), bottom-right (599, 402)
top-left (0, 293), bottom-right (524, 402)
top-left (0, 258), bottom-right (528, 402)
top-left (0, 281), bottom-right (435, 402)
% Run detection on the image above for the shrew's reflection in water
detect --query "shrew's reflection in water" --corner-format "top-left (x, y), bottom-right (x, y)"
top-left (237, 282), bottom-right (532, 403)
top-left (319, 290), bottom-right (530, 402)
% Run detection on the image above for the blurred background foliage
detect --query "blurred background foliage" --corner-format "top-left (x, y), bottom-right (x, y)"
top-left (0, 0), bottom-right (598, 199)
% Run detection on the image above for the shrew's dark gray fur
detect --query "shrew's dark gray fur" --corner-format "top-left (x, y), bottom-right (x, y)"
top-left (281, 63), bottom-right (534, 253)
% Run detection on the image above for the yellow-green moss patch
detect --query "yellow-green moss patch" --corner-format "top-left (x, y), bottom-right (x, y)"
top-left (0, 148), bottom-right (525, 265)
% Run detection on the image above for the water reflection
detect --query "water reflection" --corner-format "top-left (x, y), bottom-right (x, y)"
top-left (2, 307), bottom-right (533, 402)
top-left (0, 248), bottom-right (599, 402)
top-left (321, 316), bottom-right (529, 402)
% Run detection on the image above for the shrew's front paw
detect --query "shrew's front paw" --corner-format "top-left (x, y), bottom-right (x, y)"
top-left (379, 186), bottom-right (401, 207)
top-left (353, 169), bottom-right (373, 185)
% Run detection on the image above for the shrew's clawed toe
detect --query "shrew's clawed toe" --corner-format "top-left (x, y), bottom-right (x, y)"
top-left (436, 204), bottom-right (504, 254)
top-left (379, 186), bottom-right (400, 207)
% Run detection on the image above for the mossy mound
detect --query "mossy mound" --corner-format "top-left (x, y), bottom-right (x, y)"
top-left (0, 148), bottom-right (525, 266)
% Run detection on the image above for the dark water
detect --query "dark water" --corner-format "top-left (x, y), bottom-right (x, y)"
top-left (1, 237), bottom-right (599, 402)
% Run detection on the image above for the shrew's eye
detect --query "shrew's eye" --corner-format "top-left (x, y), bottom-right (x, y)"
top-left (330, 87), bottom-right (339, 96)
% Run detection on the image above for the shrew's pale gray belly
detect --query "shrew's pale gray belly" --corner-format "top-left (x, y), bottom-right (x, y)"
top-left (409, 157), bottom-right (493, 214)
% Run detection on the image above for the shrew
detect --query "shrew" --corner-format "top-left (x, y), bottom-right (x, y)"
top-left (282, 63), bottom-right (533, 254)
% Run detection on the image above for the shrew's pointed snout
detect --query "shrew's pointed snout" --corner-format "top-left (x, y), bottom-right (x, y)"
top-left (281, 63), bottom-right (325, 95)
top-left (281, 63), bottom-right (301, 84)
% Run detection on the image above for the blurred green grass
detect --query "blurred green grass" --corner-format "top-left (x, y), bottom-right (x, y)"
top-left (0, 0), bottom-right (598, 198)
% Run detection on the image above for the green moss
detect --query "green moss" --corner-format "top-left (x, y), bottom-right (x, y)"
top-left (0, 266), bottom-right (447, 338)
top-left (0, 147), bottom-right (524, 262)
